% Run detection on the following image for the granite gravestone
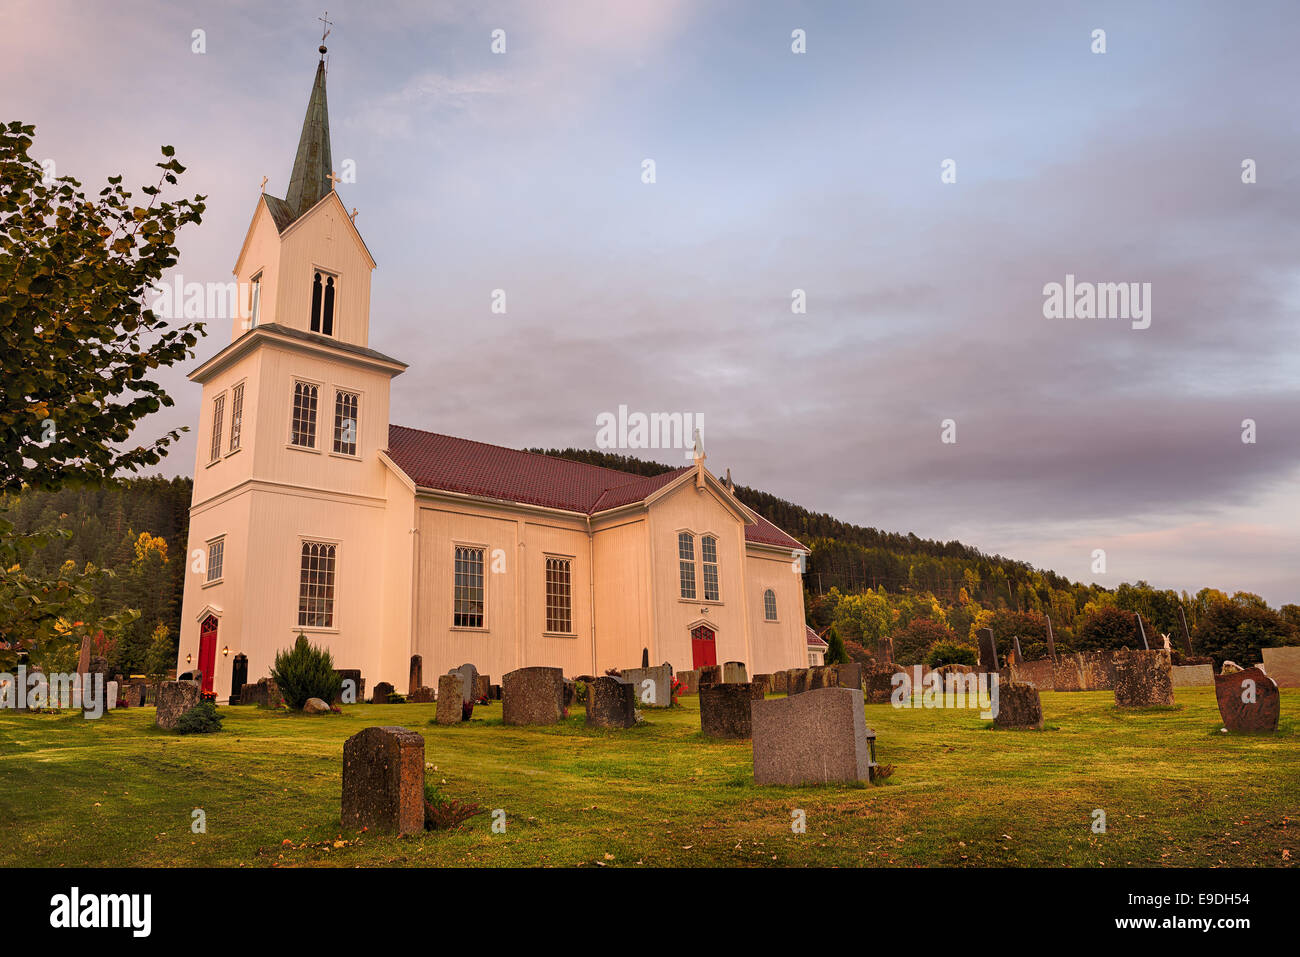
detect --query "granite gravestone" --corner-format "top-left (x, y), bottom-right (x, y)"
top-left (752, 687), bottom-right (876, 785)
top-left (978, 628), bottom-right (999, 674)
top-left (502, 667), bottom-right (565, 725)
top-left (622, 664), bottom-right (673, 707)
top-left (435, 674), bottom-right (465, 725)
top-left (993, 681), bottom-right (1044, 730)
top-left (1214, 666), bottom-right (1280, 732)
top-left (699, 682), bottom-right (756, 739)
top-left (341, 726), bottom-right (424, 836)
top-left (155, 680), bottom-right (201, 730)
top-left (585, 676), bottom-right (637, 728)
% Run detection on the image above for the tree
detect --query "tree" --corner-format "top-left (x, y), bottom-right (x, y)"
top-left (824, 626), bottom-right (849, 665)
top-left (1192, 600), bottom-right (1297, 668)
top-left (892, 617), bottom-right (956, 666)
top-left (1074, 605), bottom-right (1147, 653)
top-left (0, 122), bottom-right (206, 491)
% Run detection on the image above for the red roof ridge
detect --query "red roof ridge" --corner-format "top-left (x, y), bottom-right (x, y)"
top-left (388, 423), bottom-right (674, 486)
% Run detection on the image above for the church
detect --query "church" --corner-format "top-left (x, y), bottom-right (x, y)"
top-left (176, 48), bottom-right (810, 701)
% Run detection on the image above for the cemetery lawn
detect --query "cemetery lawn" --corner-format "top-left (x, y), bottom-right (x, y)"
top-left (0, 689), bottom-right (1294, 868)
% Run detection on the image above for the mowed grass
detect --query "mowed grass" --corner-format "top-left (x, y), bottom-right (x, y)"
top-left (0, 689), bottom-right (1294, 868)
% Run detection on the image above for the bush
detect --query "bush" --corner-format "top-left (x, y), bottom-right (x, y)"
top-left (924, 639), bottom-right (978, 668)
top-left (892, 618), bottom-right (956, 665)
top-left (574, 680), bottom-right (588, 704)
top-left (175, 701), bottom-right (222, 734)
top-left (270, 634), bottom-right (342, 711)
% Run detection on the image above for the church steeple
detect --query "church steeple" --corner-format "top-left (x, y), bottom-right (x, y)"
top-left (283, 56), bottom-right (333, 222)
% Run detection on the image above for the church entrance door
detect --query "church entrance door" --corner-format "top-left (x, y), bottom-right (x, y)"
top-left (690, 625), bottom-right (717, 669)
top-left (198, 615), bottom-right (218, 695)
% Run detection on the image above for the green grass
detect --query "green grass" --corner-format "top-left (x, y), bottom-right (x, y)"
top-left (0, 689), bottom-right (1294, 867)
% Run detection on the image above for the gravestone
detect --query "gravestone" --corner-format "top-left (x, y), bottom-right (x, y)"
top-left (751, 674), bottom-right (772, 698)
top-left (1113, 650), bottom-right (1175, 708)
top-left (334, 668), bottom-right (363, 705)
top-left (408, 655), bottom-right (423, 694)
top-left (434, 674), bottom-right (465, 724)
top-left (76, 636), bottom-right (91, 678)
top-left (155, 680), bottom-right (201, 730)
top-left (623, 663), bottom-right (673, 707)
top-left (1012, 635), bottom-right (1024, 664)
top-left (768, 671), bottom-right (789, 695)
top-left (489, 684), bottom-right (501, 700)
top-left (993, 681), bottom-right (1044, 730)
top-left (752, 687), bottom-right (875, 785)
top-left (1177, 606), bottom-right (1196, 657)
top-left (863, 667), bottom-right (896, 704)
top-left (787, 669), bottom-right (809, 696)
top-left (1045, 614), bottom-right (1058, 661)
top-left (876, 636), bottom-right (894, 666)
top-left (698, 664), bottom-right (722, 686)
top-left (833, 662), bottom-right (863, 690)
top-left (722, 661), bottom-right (748, 683)
top-left (1214, 666), bottom-right (1280, 732)
top-left (502, 667), bottom-right (565, 725)
top-left (341, 726), bottom-right (425, 836)
top-left (229, 654), bottom-right (248, 705)
top-left (371, 681), bottom-right (395, 704)
top-left (105, 680), bottom-right (119, 710)
top-left (1260, 647), bottom-right (1300, 687)
top-left (475, 675), bottom-right (491, 702)
top-left (978, 628), bottom-right (999, 674)
top-left (451, 664), bottom-right (479, 705)
top-left (641, 647), bottom-right (650, 668)
top-left (1171, 664), bottom-right (1214, 687)
top-left (699, 683), bottom-right (756, 739)
top-left (675, 669), bottom-right (701, 695)
top-left (586, 676), bottom-right (637, 728)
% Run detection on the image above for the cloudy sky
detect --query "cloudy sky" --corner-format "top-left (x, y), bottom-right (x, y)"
top-left (3, 0), bottom-right (1297, 604)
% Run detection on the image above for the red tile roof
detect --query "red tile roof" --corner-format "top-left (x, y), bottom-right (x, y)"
top-left (386, 424), bottom-right (806, 550)
top-left (806, 625), bottom-right (828, 648)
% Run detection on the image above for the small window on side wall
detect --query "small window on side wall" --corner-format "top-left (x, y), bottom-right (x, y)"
top-left (763, 588), bottom-right (777, 621)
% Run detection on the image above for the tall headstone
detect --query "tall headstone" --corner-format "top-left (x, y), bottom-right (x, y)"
top-left (502, 667), bottom-right (565, 725)
top-left (1135, 613), bottom-right (1150, 651)
top-left (1045, 615), bottom-right (1058, 661)
top-left (451, 663), bottom-right (479, 705)
top-left (229, 653), bottom-right (248, 704)
top-left (1177, 606), bottom-right (1195, 656)
top-left (435, 674), bottom-right (465, 725)
top-left (752, 687), bottom-right (875, 785)
top-left (978, 628), bottom-right (999, 674)
top-left (409, 655), bottom-right (423, 694)
top-left (341, 726), bottom-right (425, 836)
top-left (641, 647), bottom-right (650, 668)
top-left (1012, 635), bottom-right (1024, 664)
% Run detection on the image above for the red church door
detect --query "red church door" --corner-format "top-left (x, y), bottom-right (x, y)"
top-left (198, 615), bottom-right (218, 695)
top-left (691, 625), bottom-right (717, 669)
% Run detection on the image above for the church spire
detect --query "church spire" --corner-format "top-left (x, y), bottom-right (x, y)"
top-left (283, 53), bottom-right (334, 221)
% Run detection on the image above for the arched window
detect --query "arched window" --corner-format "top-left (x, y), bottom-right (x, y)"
top-left (310, 272), bottom-right (322, 332)
top-left (701, 534), bottom-right (719, 601)
top-left (763, 588), bottom-right (778, 621)
top-left (677, 531), bottom-right (696, 600)
top-left (298, 541), bottom-right (337, 628)
top-left (310, 271), bottom-right (336, 335)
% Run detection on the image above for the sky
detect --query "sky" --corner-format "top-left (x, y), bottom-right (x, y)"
top-left (2, 0), bottom-right (1297, 605)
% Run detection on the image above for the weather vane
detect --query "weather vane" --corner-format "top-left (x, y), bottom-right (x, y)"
top-left (318, 11), bottom-right (333, 56)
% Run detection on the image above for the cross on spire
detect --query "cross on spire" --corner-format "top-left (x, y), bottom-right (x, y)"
top-left (327, 170), bottom-right (340, 191)
top-left (259, 175), bottom-right (268, 194)
top-left (319, 11), bottom-right (333, 46)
